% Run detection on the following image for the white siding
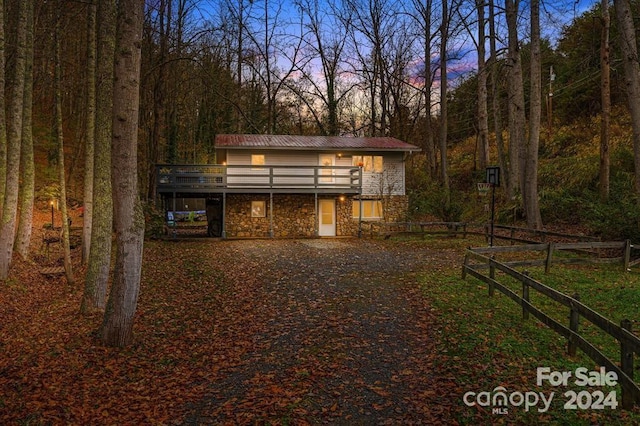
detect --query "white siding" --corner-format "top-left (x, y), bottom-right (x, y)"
top-left (361, 153), bottom-right (405, 196)
top-left (225, 150), bottom-right (405, 193)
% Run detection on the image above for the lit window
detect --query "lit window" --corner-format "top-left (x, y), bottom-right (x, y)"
top-left (352, 155), bottom-right (383, 172)
top-left (251, 154), bottom-right (265, 170)
top-left (251, 201), bottom-right (266, 217)
top-left (352, 200), bottom-right (383, 219)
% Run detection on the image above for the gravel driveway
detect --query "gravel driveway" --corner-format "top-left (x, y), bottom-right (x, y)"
top-left (182, 238), bottom-right (460, 424)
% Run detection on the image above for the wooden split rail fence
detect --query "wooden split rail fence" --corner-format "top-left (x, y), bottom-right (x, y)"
top-left (462, 245), bottom-right (640, 409)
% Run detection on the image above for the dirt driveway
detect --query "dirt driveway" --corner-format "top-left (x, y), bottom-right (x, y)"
top-left (181, 238), bottom-right (462, 424)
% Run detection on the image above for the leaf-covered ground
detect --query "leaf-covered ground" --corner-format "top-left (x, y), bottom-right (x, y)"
top-left (1, 234), bottom-right (464, 424)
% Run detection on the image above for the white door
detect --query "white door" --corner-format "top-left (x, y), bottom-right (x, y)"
top-left (318, 199), bottom-right (336, 236)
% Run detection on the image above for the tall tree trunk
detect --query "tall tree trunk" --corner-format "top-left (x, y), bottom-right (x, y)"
top-left (101, 0), bottom-right (145, 347)
top-left (83, 0), bottom-right (97, 264)
top-left (15, 0), bottom-right (35, 259)
top-left (423, 0), bottom-right (436, 178)
top-left (81, 0), bottom-right (116, 313)
top-left (525, 0), bottom-right (542, 228)
top-left (614, 0), bottom-right (640, 204)
top-left (488, 0), bottom-right (507, 193)
top-left (0, 0), bottom-right (6, 212)
top-left (0, 0), bottom-right (27, 279)
top-left (476, 0), bottom-right (489, 171)
top-left (54, 9), bottom-right (74, 284)
top-left (505, 0), bottom-right (525, 203)
top-left (439, 0), bottom-right (450, 207)
top-left (600, 0), bottom-right (611, 202)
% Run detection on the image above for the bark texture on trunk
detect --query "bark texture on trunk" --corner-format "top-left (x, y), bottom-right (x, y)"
top-left (101, 0), bottom-right (145, 347)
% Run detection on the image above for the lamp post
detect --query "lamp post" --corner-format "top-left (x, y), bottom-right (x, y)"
top-left (50, 200), bottom-right (55, 228)
top-left (486, 166), bottom-right (500, 246)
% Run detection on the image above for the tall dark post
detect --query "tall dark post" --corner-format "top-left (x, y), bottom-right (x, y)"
top-left (490, 183), bottom-right (496, 246)
top-left (486, 166), bottom-right (500, 246)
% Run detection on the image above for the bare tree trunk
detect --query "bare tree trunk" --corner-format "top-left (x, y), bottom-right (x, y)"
top-left (0, 0), bottom-right (27, 279)
top-left (0, 0), bottom-right (6, 212)
top-left (439, 0), bottom-right (450, 206)
top-left (600, 0), bottom-right (611, 202)
top-left (505, 0), bottom-right (524, 202)
top-left (525, 0), bottom-right (542, 229)
top-left (82, 0), bottom-right (96, 264)
top-left (15, 0), bottom-right (35, 259)
top-left (488, 0), bottom-right (507, 194)
top-left (421, 0), bottom-right (437, 178)
top-left (54, 9), bottom-right (74, 284)
top-left (476, 0), bottom-right (489, 171)
top-left (614, 0), bottom-right (640, 203)
top-left (101, 0), bottom-right (145, 347)
top-left (81, 0), bottom-right (116, 313)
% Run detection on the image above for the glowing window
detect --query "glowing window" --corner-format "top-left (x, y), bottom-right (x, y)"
top-left (251, 154), bottom-right (265, 170)
top-left (352, 200), bottom-right (383, 219)
top-left (352, 155), bottom-right (383, 172)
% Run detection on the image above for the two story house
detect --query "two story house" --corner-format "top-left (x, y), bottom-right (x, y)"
top-left (156, 134), bottom-right (420, 238)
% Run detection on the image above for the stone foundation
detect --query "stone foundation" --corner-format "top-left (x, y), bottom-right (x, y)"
top-left (224, 193), bottom-right (409, 238)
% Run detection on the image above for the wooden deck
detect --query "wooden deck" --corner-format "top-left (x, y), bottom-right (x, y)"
top-left (156, 164), bottom-right (363, 194)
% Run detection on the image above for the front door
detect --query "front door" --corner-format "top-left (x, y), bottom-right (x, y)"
top-left (318, 199), bottom-right (336, 236)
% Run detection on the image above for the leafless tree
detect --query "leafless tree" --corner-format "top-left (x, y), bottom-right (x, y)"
top-left (101, 0), bottom-right (145, 347)
top-left (15, 0), bottom-right (35, 259)
top-left (525, 0), bottom-right (542, 228)
top-left (81, 0), bottom-right (116, 313)
top-left (505, 0), bottom-right (525, 200)
top-left (600, 0), bottom-right (611, 201)
top-left (54, 9), bottom-right (74, 284)
top-left (0, 0), bottom-right (28, 279)
top-left (614, 0), bottom-right (640, 203)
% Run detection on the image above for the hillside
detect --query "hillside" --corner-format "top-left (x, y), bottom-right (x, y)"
top-left (423, 105), bottom-right (639, 241)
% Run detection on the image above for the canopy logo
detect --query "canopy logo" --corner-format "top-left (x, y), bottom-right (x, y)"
top-left (463, 367), bottom-right (619, 415)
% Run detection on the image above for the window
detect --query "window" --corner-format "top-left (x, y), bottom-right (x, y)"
top-left (352, 155), bottom-right (383, 173)
top-left (251, 154), bottom-right (265, 170)
top-left (251, 201), bottom-right (266, 217)
top-left (319, 154), bottom-right (335, 183)
top-left (352, 200), bottom-right (383, 219)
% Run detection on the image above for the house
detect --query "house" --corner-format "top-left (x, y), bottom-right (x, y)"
top-left (156, 134), bottom-right (420, 238)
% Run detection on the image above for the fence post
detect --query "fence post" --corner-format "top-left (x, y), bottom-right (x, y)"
top-left (568, 293), bottom-right (580, 357)
top-left (522, 271), bottom-right (530, 320)
top-left (488, 256), bottom-right (495, 297)
top-left (462, 251), bottom-right (469, 279)
top-left (545, 242), bottom-right (555, 274)
top-left (624, 240), bottom-right (631, 272)
top-left (621, 319), bottom-right (634, 409)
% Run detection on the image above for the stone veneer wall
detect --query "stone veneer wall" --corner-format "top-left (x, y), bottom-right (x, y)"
top-left (381, 195), bottom-right (409, 223)
top-left (225, 194), bottom-right (317, 238)
top-left (224, 193), bottom-right (409, 238)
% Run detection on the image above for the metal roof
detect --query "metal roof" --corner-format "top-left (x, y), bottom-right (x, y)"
top-left (215, 134), bottom-right (420, 152)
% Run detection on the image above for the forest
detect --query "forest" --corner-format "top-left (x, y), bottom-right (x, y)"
top-left (1, 0), bottom-right (639, 344)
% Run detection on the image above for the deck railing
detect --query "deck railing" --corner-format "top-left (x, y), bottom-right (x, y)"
top-left (156, 164), bottom-right (363, 193)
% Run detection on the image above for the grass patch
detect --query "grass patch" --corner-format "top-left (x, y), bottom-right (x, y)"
top-left (420, 262), bottom-right (640, 425)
